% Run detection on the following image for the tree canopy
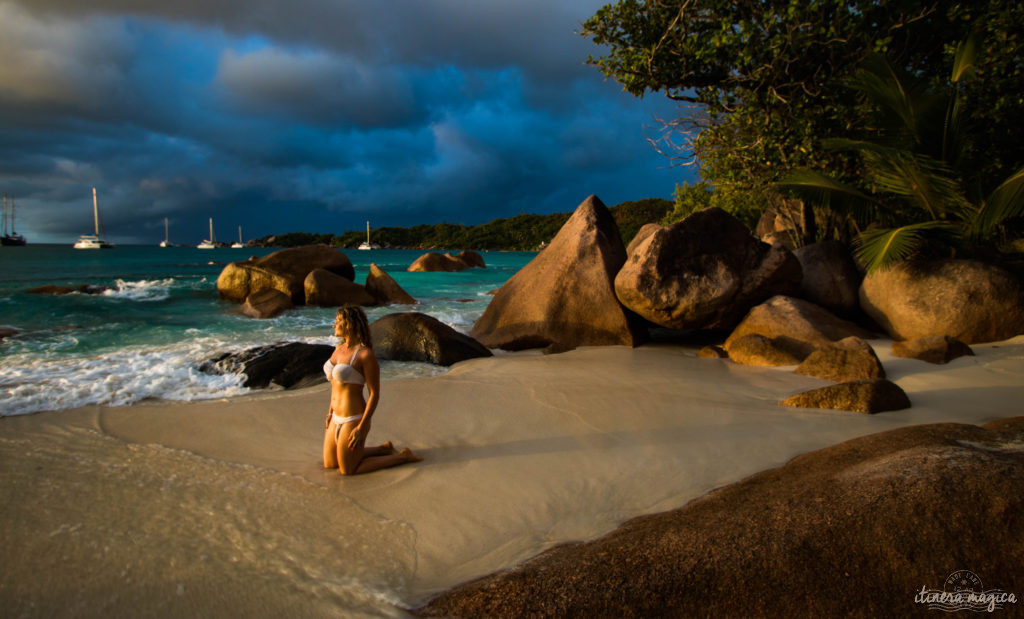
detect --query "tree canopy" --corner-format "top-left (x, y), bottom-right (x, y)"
top-left (581, 1), bottom-right (1024, 215)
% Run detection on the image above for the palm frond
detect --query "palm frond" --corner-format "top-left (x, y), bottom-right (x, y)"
top-left (951, 35), bottom-right (978, 84)
top-left (861, 150), bottom-right (968, 221)
top-left (775, 169), bottom-right (877, 223)
top-left (853, 54), bottom-right (919, 136)
top-left (972, 164), bottom-right (1024, 236)
top-left (854, 221), bottom-right (954, 273)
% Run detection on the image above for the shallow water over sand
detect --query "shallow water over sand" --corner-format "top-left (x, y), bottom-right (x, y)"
top-left (0, 246), bottom-right (532, 416)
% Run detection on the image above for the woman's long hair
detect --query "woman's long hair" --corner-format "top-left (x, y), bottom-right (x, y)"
top-left (336, 305), bottom-right (372, 348)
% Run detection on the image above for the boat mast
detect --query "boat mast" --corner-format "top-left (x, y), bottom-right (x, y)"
top-left (2, 194), bottom-right (7, 236)
top-left (209, 218), bottom-right (214, 243)
top-left (92, 188), bottom-right (100, 235)
top-left (164, 217), bottom-right (169, 243)
top-left (366, 220), bottom-right (371, 244)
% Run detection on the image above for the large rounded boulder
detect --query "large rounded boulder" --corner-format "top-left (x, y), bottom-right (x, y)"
top-left (371, 312), bottom-right (492, 366)
top-left (725, 296), bottom-right (876, 360)
top-left (217, 245), bottom-right (355, 304)
top-left (614, 208), bottom-right (802, 331)
top-left (859, 259), bottom-right (1024, 344)
top-left (365, 263), bottom-right (416, 305)
top-left (471, 195), bottom-right (644, 350)
top-left (304, 269), bottom-right (375, 307)
top-left (408, 250), bottom-right (485, 272)
top-left (792, 240), bottom-right (862, 319)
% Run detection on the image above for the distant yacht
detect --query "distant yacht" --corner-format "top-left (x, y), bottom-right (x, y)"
top-left (159, 217), bottom-right (171, 247)
top-left (358, 220), bottom-right (380, 250)
top-left (2, 194), bottom-right (27, 246)
top-left (197, 218), bottom-right (216, 249)
top-left (73, 188), bottom-right (114, 249)
top-left (231, 225), bottom-right (244, 248)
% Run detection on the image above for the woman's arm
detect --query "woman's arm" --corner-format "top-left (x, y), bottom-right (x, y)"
top-left (349, 350), bottom-right (381, 447)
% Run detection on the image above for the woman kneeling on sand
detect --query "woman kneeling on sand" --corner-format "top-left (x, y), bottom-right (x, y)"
top-left (323, 306), bottom-right (422, 474)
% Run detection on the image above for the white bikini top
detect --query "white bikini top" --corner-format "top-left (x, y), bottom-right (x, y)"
top-left (323, 345), bottom-right (365, 385)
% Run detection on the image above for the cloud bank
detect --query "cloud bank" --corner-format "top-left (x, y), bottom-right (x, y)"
top-left (0, 0), bottom-right (689, 244)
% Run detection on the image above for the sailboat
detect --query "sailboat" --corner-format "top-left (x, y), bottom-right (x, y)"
top-left (231, 225), bottom-right (244, 248)
top-left (197, 218), bottom-right (216, 249)
top-left (73, 188), bottom-right (114, 249)
top-left (357, 220), bottom-right (380, 250)
top-left (159, 217), bottom-right (171, 247)
top-left (2, 194), bottom-right (27, 246)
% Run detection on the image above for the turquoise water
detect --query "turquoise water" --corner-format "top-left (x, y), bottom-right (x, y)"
top-left (0, 245), bottom-right (533, 415)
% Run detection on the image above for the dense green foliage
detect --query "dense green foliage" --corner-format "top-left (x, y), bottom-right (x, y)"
top-left (781, 39), bottom-right (1024, 272)
top-left (258, 198), bottom-right (672, 250)
top-left (581, 1), bottom-right (1024, 221)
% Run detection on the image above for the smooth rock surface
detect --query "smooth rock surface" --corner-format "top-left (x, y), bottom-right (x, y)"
top-left (860, 259), bottom-right (1024, 344)
top-left (304, 268), bottom-right (375, 307)
top-left (200, 342), bottom-right (332, 389)
top-left (780, 378), bottom-right (911, 413)
top-left (241, 289), bottom-right (294, 319)
top-left (892, 335), bottom-right (975, 365)
top-left (365, 264), bottom-right (416, 305)
top-left (372, 312), bottom-right (492, 366)
top-left (725, 295), bottom-right (876, 360)
top-left (471, 195), bottom-right (643, 350)
top-left (614, 208), bottom-right (802, 331)
top-left (794, 336), bottom-right (885, 382)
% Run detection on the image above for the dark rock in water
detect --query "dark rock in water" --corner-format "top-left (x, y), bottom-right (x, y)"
top-left (794, 336), bottom-right (885, 382)
top-left (365, 263), bottom-right (416, 305)
top-left (0, 327), bottom-right (18, 340)
top-left (779, 378), bottom-right (910, 413)
top-left (471, 195), bottom-right (644, 350)
top-left (26, 284), bottom-right (111, 295)
top-left (371, 312), bottom-right (492, 366)
top-left (241, 289), bottom-right (294, 319)
top-left (200, 342), bottom-right (332, 389)
top-left (860, 259), bottom-right (1024, 344)
top-left (892, 335), bottom-right (975, 365)
top-left (614, 207), bottom-right (802, 331)
top-left (407, 250), bottom-right (485, 272)
top-left (454, 250), bottom-right (486, 269)
top-left (304, 268), bottom-right (375, 307)
top-left (417, 418), bottom-right (1024, 617)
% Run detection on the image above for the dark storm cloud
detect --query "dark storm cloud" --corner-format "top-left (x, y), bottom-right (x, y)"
top-left (0, 0), bottom-right (689, 244)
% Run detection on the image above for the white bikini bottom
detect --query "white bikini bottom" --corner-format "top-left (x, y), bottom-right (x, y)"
top-left (332, 413), bottom-right (363, 441)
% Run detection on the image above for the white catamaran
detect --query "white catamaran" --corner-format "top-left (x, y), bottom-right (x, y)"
top-left (159, 217), bottom-right (171, 247)
top-left (73, 188), bottom-right (114, 249)
top-left (358, 220), bottom-right (380, 250)
top-left (231, 225), bottom-right (244, 248)
top-left (197, 218), bottom-right (216, 249)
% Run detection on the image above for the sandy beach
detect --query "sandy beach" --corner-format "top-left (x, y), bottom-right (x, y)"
top-left (3, 335), bottom-right (1024, 616)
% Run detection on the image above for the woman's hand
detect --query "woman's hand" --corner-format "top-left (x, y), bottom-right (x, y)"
top-left (348, 425), bottom-right (365, 449)
top-left (325, 409), bottom-right (332, 429)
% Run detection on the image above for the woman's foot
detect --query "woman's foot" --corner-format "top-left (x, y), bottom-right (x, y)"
top-left (399, 448), bottom-right (424, 463)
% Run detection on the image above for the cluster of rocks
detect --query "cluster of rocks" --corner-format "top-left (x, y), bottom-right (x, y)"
top-left (468, 194), bottom-right (1023, 413)
top-left (215, 245), bottom-right (417, 318)
top-left (199, 312), bottom-right (493, 388)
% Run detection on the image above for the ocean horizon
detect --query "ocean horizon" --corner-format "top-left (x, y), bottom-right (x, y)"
top-left (0, 245), bottom-right (533, 416)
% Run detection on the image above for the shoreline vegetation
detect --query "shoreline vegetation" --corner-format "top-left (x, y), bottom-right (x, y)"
top-left (252, 197), bottom-right (672, 251)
